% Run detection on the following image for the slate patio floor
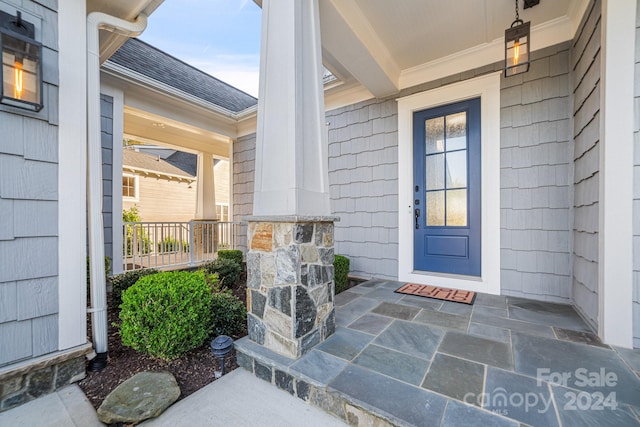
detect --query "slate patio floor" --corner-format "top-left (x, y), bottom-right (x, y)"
top-left (235, 279), bottom-right (640, 427)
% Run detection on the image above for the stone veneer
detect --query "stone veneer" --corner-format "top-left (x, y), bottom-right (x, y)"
top-left (246, 217), bottom-right (338, 359)
top-left (0, 345), bottom-right (90, 412)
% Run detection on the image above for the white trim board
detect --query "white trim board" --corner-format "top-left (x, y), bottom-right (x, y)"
top-left (397, 72), bottom-right (501, 295)
top-left (58, 0), bottom-right (88, 350)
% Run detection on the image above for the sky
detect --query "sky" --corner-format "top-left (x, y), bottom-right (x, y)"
top-left (139, 0), bottom-right (262, 97)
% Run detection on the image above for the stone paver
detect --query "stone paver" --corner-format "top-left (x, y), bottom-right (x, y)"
top-left (439, 331), bottom-right (514, 370)
top-left (330, 364), bottom-right (448, 426)
top-left (371, 301), bottom-right (420, 320)
top-left (347, 313), bottom-right (393, 335)
top-left (289, 349), bottom-right (348, 385)
top-left (468, 322), bottom-right (510, 343)
top-left (441, 400), bottom-right (518, 427)
top-left (553, 385), bottom-right (640, 427)
top-left (235, 279), bottom-right (640, 427)
top-left (422, 353), bottom-right (484, 404)
top-left (374, 319), bottom-right (444, 359)
top-left (353, 344), bottom-right (429, 385)
top-left (414, 310), bottom-right (470, 332)
top-left (484, 367), bottom-right (559, 427)
top-left (512, 332), bottom-right (640, 407)
top-left (315, 328), bottom-right (373, 361)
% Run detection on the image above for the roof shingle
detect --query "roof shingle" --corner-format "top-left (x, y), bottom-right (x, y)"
top-left (108, 38), bottom-right (257, 113)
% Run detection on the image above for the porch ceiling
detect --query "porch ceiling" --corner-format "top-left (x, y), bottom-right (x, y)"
top-left (123, 106), bottom-right (231, 158)
top-left (320, 0), bottom-right (588, 98)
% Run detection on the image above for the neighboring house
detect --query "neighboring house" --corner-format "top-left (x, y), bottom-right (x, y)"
top-left (122, 148), bottom-right (196, 223)
top-left (121, 148), bottom-right (231, 223)
top-left (1, 0), bottom-right (639, 414)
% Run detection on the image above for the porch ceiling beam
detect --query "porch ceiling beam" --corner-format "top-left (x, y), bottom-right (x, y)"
top-left (123, 131), bottom-right (231, 159)
top-left (319, 0), bottom-right (400, 98)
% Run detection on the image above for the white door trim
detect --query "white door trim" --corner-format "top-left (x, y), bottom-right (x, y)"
top-left (397, 72), bottom-right (501, 295)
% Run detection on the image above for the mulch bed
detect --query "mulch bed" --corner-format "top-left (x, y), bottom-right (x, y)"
top-left (79, 272), bottom-right (248, 410)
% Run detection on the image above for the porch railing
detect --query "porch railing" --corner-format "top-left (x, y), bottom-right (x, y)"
top-left (122, 221), bottom-right (244, 271)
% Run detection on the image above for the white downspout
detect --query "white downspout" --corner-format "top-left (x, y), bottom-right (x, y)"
top-left (86, 11), bottom-right (147, 369)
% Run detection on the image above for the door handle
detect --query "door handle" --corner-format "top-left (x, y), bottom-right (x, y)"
top-left (415, 208), bottom-right (420, 229)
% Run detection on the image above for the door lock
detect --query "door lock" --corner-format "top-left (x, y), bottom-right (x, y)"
top-left (415, 208), bottom-right (420, 229)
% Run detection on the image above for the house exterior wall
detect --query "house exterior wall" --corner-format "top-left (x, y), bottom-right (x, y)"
top-left (0, 0), bottom-right (60, 368)
top-left (499, 43), bottom-right (573, 302)
top-left (233, 133), bottom-right (256, 252)
top-left (634, 0), bottom-right (640, 348)
top-left (123, 176), bottom-right (196, 223)
top-left (101, 95), bottom-right (114, 263)
top-left (571, 0), bottom-right (601, 331)
top-left (326, 99), bottom-right (399, 279)
top-left (234, 45), bottom-right (574, 299)
top-left (323, 46), bottom-right (573, 298)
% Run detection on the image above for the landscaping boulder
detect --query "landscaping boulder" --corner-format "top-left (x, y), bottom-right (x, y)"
top-left (97, 371), bottom-right (180, 424)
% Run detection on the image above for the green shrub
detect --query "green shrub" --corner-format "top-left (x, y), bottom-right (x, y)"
top-left (123, 206), bottom-right (151, 255)
top-left (157, 236), bottom-right (190, 253)
top-left (119, 271), bottom-right (213, 360)
top-left (334, 254), bottom-right (350, 294)
top-left (217, 250), bottom-right (243, 267)
top-left (210, 289), bottom-right (247, 337)
top-left (111, 268), bottom-right (158, 306)
top-left (202, 258), bottom-right (241, 288)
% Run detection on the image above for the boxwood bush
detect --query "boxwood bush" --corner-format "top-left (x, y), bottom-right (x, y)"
top-left (334, 254), bottom-right (350, 294)
top-left (119, 271), bottom-right (212, 360)
top-left (217, 249), bottom-right (243, 267)
top-left (110, 268), bottom-right (158, 306)
top-left (202, 258), bottom-right (241, 288)
top-left (210, 288), bottom-right (247, 337)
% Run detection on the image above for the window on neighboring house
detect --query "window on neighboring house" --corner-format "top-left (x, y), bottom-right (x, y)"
top-left (123, 174), bottom-right (138, 200)
top-left (216, 204), bottom-right (229, 222)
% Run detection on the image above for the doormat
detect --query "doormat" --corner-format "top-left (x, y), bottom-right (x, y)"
top-left (395, 283), bottom-right (476, 305)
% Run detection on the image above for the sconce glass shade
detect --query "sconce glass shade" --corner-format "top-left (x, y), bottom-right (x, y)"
top-left (0, 12), bottom-right (43, 111)
top-left (504, 20), bottom-right (530, 77)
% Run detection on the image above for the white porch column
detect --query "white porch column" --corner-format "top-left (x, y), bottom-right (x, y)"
top-left (253, 0), bottom-right (330, 216)
top-left (195, 152), bottom-right (217, 219)
top-left (598, 0), bottom-right (636, 348)
top-left (244, 0), bottom-right (336, 359)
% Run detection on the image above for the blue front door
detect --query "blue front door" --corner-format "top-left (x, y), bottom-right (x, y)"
top-left (413, 98), bottom-right (481, 276)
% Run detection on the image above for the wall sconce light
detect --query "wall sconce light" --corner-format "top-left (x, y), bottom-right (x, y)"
top-left (504, 0), bottom-right (530, 77)
top-left (1, 10), bottom-right (43, 111)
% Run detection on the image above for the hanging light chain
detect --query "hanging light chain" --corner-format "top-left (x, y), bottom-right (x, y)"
top-left (515, 0), bottom-right (520, 21)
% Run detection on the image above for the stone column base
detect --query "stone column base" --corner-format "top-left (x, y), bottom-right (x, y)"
top-left (245, 216), bottom-right (338, 359)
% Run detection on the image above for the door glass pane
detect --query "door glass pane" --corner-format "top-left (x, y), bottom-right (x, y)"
top-left (426, 117), bottom-right (444, 154)
top-left (446, 112), bottom-right (467, 151)
top-left (446, 189), bottom-right (467, 226)
top-left (426, 153), bottom-right (444, 190)
top-left (427, 191), bottom-right (445, 226)
top-left (445, 151), bottom-right (467, 189)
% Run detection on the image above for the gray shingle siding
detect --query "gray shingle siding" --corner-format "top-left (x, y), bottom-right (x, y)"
top-left (571, 0), bottom-right (601, 332)
top-left (634, 0), bottom-right (640, 348)
top-left (101, 95), bottom-right (113, 263)
top-left (500, 42), bottom-right (573, 303)
top-left (327, 99), bottom-right (399, 279)
top-left (233, 133), bottom-right (256, 253)
top-left (0, 0), bottom-right (59, 368)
